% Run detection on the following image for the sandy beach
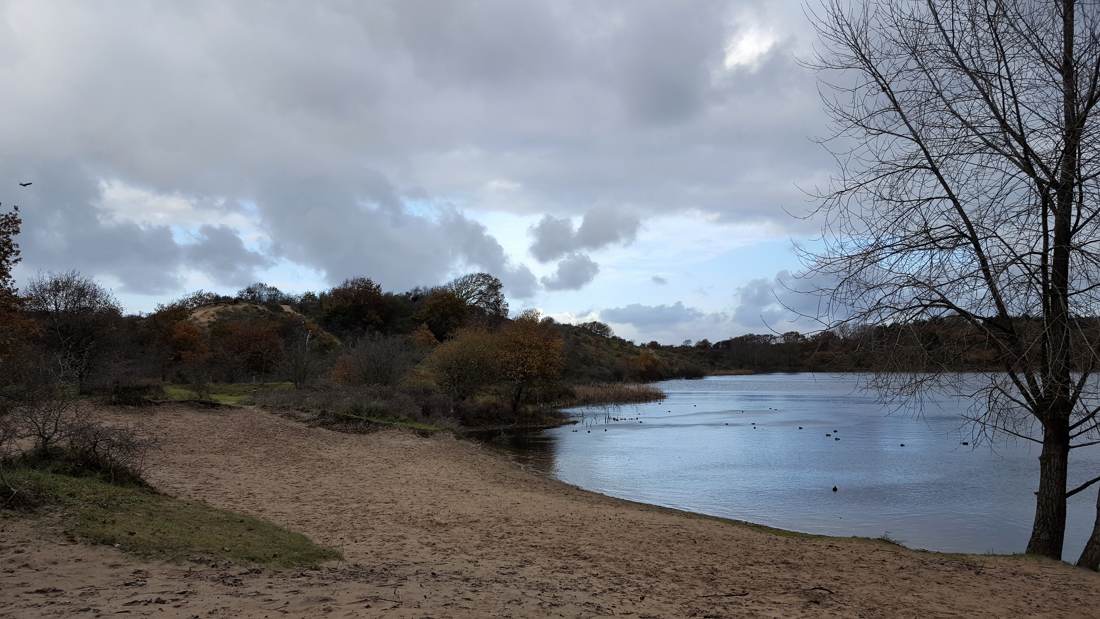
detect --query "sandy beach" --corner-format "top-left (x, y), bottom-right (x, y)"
top-left (2, 404), bottom-right (1098, 618)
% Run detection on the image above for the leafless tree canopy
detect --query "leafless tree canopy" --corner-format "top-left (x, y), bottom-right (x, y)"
top-left (805, 0), bottom-right (1100, 560)
top-left (446, 272), bottom-right (509, 319)
top-left (23, 271), bottom-right (122, 389)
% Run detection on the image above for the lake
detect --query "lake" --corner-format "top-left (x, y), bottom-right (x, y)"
top-left (492, 373), bottom-right (1100, 560)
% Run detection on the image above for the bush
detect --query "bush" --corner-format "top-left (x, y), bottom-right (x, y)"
top-left (332, 333), bottom-right (422, 386)
top-left (674, 363), bottom-right (707, 380)
top-left (63, 420), bottom-right (156, 484)
top-left (0, 415), bottom-right (18, 500)
top-left (2, 393), bottom-right (156, 505)
top-left (253, 383), bottom-right (451, 432)
top-left (16, 390), bottom-right (80, 456)
top-left (108, 380), bottom-right (165, 406)
top-left (398, 375), bottom-right (453, 419)
top-left (425, 328), bottom-right (499, 402)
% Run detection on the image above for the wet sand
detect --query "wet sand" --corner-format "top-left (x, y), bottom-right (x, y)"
top-left (2, 405), bottom-right (1098, 617)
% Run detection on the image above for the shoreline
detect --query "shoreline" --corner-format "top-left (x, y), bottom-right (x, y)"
top-left (3, 403), bottom-right (1098, 617)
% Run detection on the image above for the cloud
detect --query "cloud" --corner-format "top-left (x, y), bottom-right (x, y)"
top-left (598, 300), bottom-right (741, 344)
top-left (732, 269), bottom-right (841, 332)
top-left (541, 253), bottom-right (599, 291)
top-left (8, 161), bottom-right (185, 295)
top-left (0, 1), bottom-right (830, 311)
top-left (601, 301), bottom-right (704, 329)
top-left (185, 224), bottom-right (273, 288)
top-left (651, 275), bottom-right (668, 285)
top-left (528, 206), bottom-right (641, 263)
top-left (438, 209), bottom-right (538, 298)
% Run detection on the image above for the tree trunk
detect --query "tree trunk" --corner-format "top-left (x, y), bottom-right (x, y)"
top-left (510, 383), bottom-right (525, 416)
top-left (1026, 418), bottom-right (1070, 558)
top-left (1077, 487), bottom-right (1100, 570)
top-left (1024, 0), bottom-right (1078, 562)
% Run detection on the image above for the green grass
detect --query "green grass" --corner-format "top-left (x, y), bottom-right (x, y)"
top-left (4, 468), bottom-right (339, 568)
top-left (164, 382), bottom-right (294, 406)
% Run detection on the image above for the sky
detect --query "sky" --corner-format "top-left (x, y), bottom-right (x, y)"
top-left (0, 0), bottom-right (836, 344)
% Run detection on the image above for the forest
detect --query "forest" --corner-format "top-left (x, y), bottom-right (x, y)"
top-left (3, 202), bottom-right (1094, 432)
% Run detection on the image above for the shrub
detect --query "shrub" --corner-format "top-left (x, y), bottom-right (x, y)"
top-left (16, 390), bottom-right (80, 457)
top-left (398, 374), bottom-right (453, 419)
top-left (674, 363), bottom-right (707, 379)
top-left (62, 420), bottom-right (156, 484)
top-left (108, 380), bottom-right (165, 406)
top-left (426, 327), bottom-right (499, 402)
top-left (332, 333), bottom-right (422, 386)
top-left (0, 415), bottom-right (17, 499)
top-left (254, 383), bottom-right (446, 431)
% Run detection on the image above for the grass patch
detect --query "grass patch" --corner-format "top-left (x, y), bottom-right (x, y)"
top-left (4, 468), bottom-right (338, 568)
top-left (560, 383), bottom-right (667, 408)
top-left (328, 411), bottom-right (447, 434)
top-left (164, 382), bottom-right (293, 406)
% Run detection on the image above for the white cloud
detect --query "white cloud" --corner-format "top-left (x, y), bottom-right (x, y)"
top-left (723, 26), bottom-right (778, 70)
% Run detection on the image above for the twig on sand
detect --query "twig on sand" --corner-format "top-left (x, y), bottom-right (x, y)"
top-left (699, 591), bottom-right (750, 598)
top-left (352, 595), bottom-right (401, 604)
top-left (807, 586), bottom-right (836, 595)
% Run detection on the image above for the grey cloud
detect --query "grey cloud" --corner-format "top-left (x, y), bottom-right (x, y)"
top-left (186, 224), bottom-right (273, 288)
top-left (598, 300), bottom-right (743, 344)
top-left (529, 206), bottom-right (640, 262)
top-left (256, 177), bottom-right (538, 298)
top-left (541, 253), bottom-right (599, 291)
top-left (439, 209), bottom-right (538, 298)
top-left (529, 216), bottom-right (576, 262)
top-left (601, 301), bottom-right (704, 329)
top-left (0, 1), bottom-right (827, 306)
top-left (732, 269), bottom-right (841, 332)
top-left (651, 275), bottom-right (668, 285)
top-left (7, 162), bottom-right (183, 294)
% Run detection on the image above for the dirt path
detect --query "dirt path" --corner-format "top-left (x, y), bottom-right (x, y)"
top-left (2, 405), bottom-right (1098, 617)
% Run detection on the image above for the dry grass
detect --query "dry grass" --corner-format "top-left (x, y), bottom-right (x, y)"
top-left (561, 383), bottom-right (666, 407)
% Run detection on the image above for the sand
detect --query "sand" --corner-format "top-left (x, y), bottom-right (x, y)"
top-left (2, 404), bottom-right (1098, 618)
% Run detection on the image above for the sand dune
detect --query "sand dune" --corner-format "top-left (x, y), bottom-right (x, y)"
top-left (2, 405), bottom-right (1098, 617)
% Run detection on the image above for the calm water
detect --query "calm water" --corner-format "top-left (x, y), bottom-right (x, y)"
top-left (493, 374), bottom-right (1100, 559)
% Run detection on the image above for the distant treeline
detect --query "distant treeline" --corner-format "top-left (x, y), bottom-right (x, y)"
top-left (9, 270), bottom-right (1081, 399)
top-left (2, 198), bottom-right (1085, 429)
top-left (664, 315), bottom-right (1100, 375)
top-left (0, 267), bottom-right (710, 428)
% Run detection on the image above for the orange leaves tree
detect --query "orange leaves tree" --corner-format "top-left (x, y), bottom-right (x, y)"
top-left (496, 310), bottom-right (564, 414)
top-left (425, 310), bottom-right (565, 418)
top-left (0, 205), bottom-right (30, 410)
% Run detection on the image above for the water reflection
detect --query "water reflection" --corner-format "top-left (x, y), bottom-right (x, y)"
top-left (482, 429), bottom-right (558, 473)
top-left (486, 373), bottom-right (1099, 560)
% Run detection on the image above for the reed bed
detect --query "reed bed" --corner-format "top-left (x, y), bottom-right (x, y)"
top-left (560, 383), bottom-right (666, 408)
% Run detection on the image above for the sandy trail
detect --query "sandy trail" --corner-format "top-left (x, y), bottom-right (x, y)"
top-left (2, 405), bottom-right (1098, 618)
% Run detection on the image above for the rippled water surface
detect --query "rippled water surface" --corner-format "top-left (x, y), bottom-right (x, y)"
top-left (494, 374), bottom-right (1099, 559)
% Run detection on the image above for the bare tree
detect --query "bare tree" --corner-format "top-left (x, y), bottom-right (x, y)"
top-left (1080, 490), bottom-right (1100, 568)
top-left (23, 271), bottom-right (122, 391)
top-left (446, 272), bottom-right (509, 319)
top-left (16, 384), bottom-right (81, 457)
top-left (283, 324), bottom-right (318, 388)
top-left (806, 0), bottom-right (1100, 561)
